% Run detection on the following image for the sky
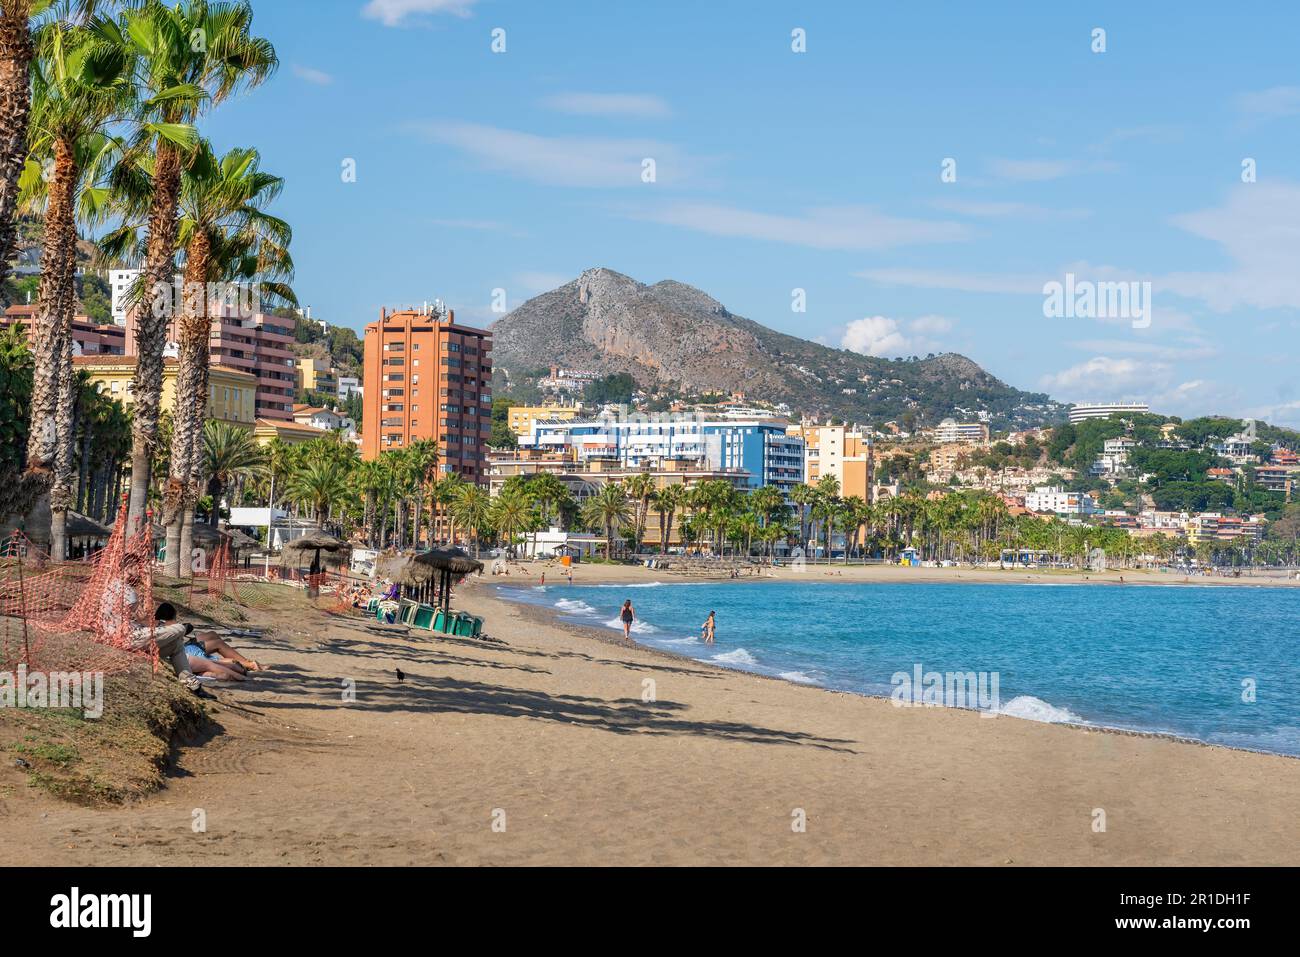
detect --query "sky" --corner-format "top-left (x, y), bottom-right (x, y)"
top-left (199, 0), bottom-right (1300, 426)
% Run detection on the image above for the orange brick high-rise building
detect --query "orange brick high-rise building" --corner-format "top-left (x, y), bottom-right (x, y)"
top-left (361, 306), bottom-right (493, 483)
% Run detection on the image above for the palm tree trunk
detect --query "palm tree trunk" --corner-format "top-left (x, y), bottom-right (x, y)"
top-left (164, 237), bottom-right (211, 577)
top-left (127, 142), bottom-right (183, 533)
top-left (0, 4), bottom-right (32, 290)
top-left (27, 137), bottom-right (78, 559)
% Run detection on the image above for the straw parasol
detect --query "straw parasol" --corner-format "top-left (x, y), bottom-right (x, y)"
top-left (280, 530), bottom-right (351, 574)
top-left (379, 547), bottom-right (482, 610)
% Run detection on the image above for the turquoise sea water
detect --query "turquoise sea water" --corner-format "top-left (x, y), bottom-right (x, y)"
top-left (499, 579), bottom-right (1300, 757)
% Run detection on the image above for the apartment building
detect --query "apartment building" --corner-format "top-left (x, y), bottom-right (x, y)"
top-left (297, 357), bottom-right (338, 397)
top-left (361, 306), bottom-right (493, 483)
top-left (1024, 486), bottom-right (1098, 517)
top-left (485, 448), bottom-right (754, 548)
top-left (1068, 402), bottom-right (1149, 423)
top-left (931, 419), bottom-right (990, 444)
top-left (1186, 513), bottom-right (1265, 545)
top-left (73, 355), bottom-right (257, 428)
top-left (507, 404), bottom-right (578, 437)
top-left (787, 422), bottom-right (874, 499)
top-left (3, 305), bottom-right (125, 355)
top-left (523, 414), bottom-right (804, 498)
top-left (123, 307), bottom-right (297, 420)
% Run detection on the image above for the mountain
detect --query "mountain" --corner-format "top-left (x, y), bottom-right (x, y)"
top-left (490, 268), bottom-right (1065, 429)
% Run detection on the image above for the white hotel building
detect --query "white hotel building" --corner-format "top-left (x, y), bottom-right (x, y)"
top-left (1068, 402), bottom-right (1150, 424)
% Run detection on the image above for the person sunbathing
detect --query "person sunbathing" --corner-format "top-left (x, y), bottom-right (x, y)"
top-left (101, 563), bottom-right (202, 693)
top-left (154, 603), bottom-right (264, 681)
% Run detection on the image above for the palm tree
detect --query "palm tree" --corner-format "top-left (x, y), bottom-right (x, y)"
top-left (490, 484), bottom-right (533, 559)
top-left (353, 458), bottom-right (386, 547)
top-left (448, 484), bottom-right (491, 557)
top-left (623, 471), bottom-right (655, 553)
top-left (201, 419), bottom-right (264, 530)
top-left (20, 14), bottom-right (130, 557)
top-left (405, 438), bottom-right (439, 548)
top-left (582, 483), bottom-right (631, 559)
top-left (812, 475), bottom-right (841, 562)
top-left (111, 0), bottom-right (276, 532)
top-left (790, 482), bottom-right (815, 557)
top-left (1, 2), bottom-right (105, 292)
top-left (525, 471), bottom-right (568, 555)
top-left (285, 457), bottom-right (350, 528)
top-left (433, 471), bottom-right (464, 545)
top-left (652, 482), bottom-right (685, 554)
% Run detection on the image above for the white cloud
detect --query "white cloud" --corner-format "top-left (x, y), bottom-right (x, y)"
top-left (291, 64), bottom-right (333, 85)
top-left (1162, 182), bottom-right (1300, 311)
top-left (541, 92), bottom-right (671, 118)
top-left (909, 314), bottom-right (953, 336)
top-left (1236, 86), bottom-right (1300, 118)
top-left (929, 198), bottom-right (1091, 220)
top-left (842, 317), bottom-right (909, 357)
top-left (634, 203), bottom-right (969, 251)
top-left (515, 271), bottom-right (570, 295)
top-left (988, 158), bottom-right (1116, 181)
top-left (1040, 356), bottom-right (1171, 399)
top-left (408, 121), bottom-right (689, 187)
top-left (841, 315), bottom-right (953, 357)
top-left (857, 267), bottom-right (1044, 294)
top-left (362, 0), bottom-right (478, 26)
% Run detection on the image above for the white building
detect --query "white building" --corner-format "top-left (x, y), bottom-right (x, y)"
top-left (110, 267), bottom-right (183, 325)
top-left (1092, 436), bottom-right (1136, 476)
top-left (1069, 402), bottom-right (1150, 424)
top-left (1024, 486), bottom-right (1098, 516)
top-left (337, 375), bottom-right (362, 401)
top-left (932, 419), bottom-right (990, 444)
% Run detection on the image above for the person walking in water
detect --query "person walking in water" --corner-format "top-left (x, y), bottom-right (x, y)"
top-left (620, 599), bottom-right (636, 641)
top-left (701, 610), bottom-right (716, 644)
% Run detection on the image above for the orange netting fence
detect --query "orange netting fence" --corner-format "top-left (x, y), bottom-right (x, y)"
top-left (0, 497), bottom-right (158, 673)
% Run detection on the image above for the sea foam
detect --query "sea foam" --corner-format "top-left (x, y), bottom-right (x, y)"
top-left (997, 695), bottom-right (1083, 724)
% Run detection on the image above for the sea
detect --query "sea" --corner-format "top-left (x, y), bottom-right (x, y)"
top-left (498, 578), bottom-right (1300, 757)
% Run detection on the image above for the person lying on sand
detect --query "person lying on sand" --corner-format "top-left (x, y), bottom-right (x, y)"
top-left (154, 603), bottom-right (264, 682)
top-left (101, 560), bottom-right (202, 693)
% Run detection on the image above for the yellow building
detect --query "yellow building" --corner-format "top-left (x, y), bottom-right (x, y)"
top-left (508, 404), bottom-right (578, 438)
top-left (296, 356), bottom-right (338, 396)
top-left (251, 417), bottom-right (330, 446)
top-left (74, 355), bottom-right (257, 427)
top-left (787, 423), bottom-right (874, 499)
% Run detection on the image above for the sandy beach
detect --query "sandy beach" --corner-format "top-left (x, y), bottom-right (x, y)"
top-left (1, 568), bottom-right (1297, 866)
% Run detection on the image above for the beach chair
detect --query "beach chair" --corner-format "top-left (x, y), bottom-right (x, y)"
top-left (412, 604), bottom-right (436, 630)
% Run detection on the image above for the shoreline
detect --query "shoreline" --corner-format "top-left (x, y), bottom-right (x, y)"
top-left (490, 559), bottom-right (1300, 590)
top-left (492, 578), bottom-right (1300, 762)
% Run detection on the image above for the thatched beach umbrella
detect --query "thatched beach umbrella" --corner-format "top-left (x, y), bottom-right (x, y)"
top-left (385, 547), bottom-right (482, 610)
top-left (280, 530), bottom-right (351, 578)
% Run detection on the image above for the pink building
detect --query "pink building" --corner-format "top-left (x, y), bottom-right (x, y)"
top-left (125, 308), bottom-right (297, 421)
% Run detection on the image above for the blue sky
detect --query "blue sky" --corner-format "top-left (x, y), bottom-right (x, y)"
top-left (200, 0), bottom-right (1300, 425)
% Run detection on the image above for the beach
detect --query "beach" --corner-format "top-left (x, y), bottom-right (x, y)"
top-left (2, 568), bottom-right (1297, 866)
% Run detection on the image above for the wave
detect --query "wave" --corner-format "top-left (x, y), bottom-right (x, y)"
top-left (712, 648), bottom-right (759, 667)
top-left (590, 581), bottom-right (669, 589)
top-left (553, 598), bottom-right (598, 616)
top-left (604, 616), bottom-right (657, 635)
top-left (778, 670), bottom-right (819, 685)
top-left (996, 695), bottom-right (1084, 724)
top-left (656, 636), bottom-right (701, 645)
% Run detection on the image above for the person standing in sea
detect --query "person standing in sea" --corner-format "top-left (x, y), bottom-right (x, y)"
top-left (620, 600), bottom-right (636, 641)
top-left (701, 610), bottom-right (716, 644)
